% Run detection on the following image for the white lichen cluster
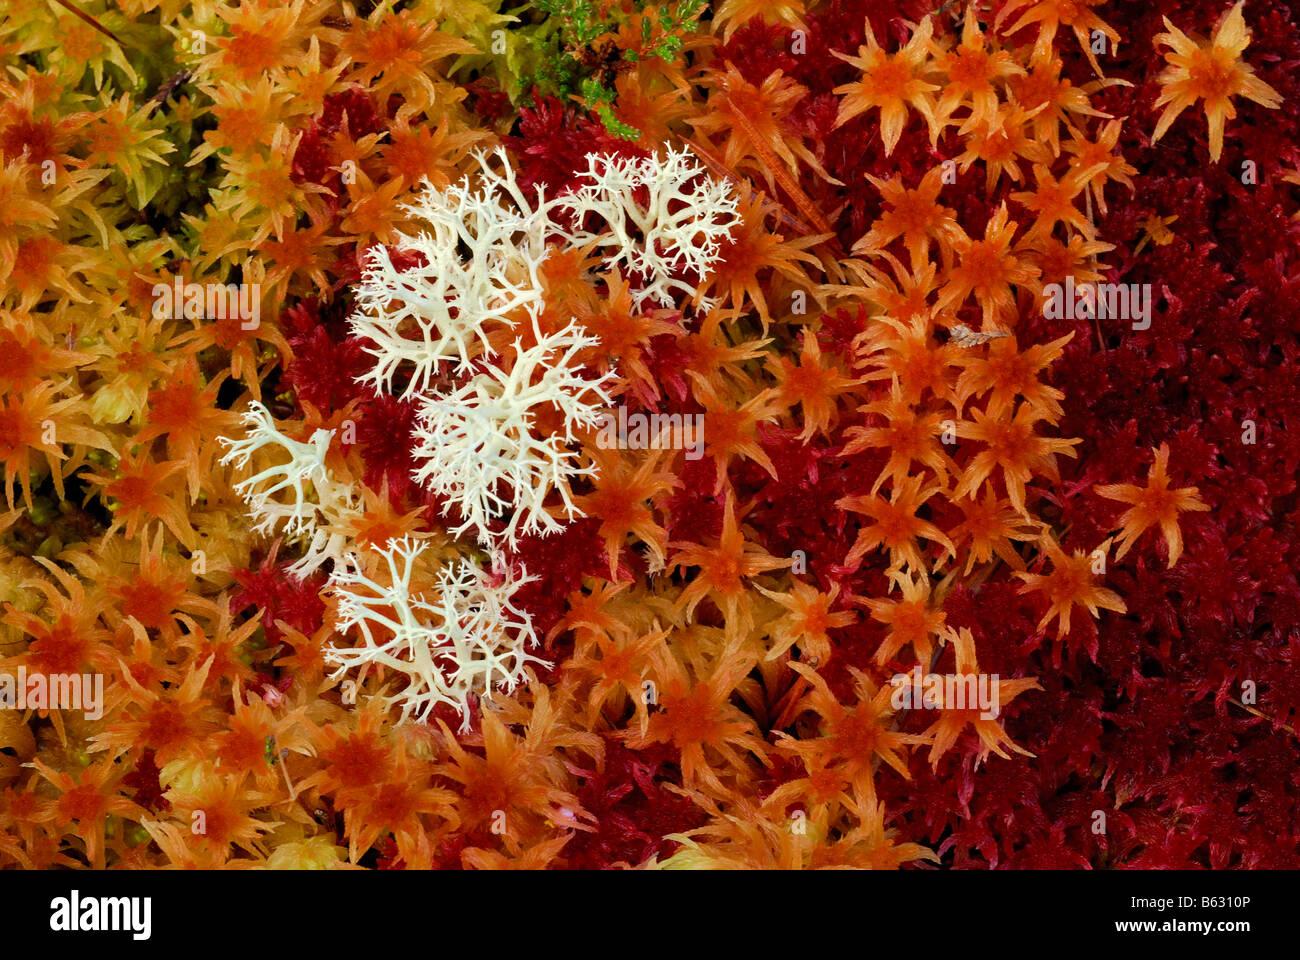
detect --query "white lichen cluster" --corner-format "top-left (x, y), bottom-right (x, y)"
top-left (558, 145), bottom-right (742, 310)
top-left (217, 402), bottom-right (358, 576)
top-left (219, 145), bottom-right (739, 724)
top-left (324, 538), bottom-right (546, 729)
top-left (353, 145), bottom-right (737, 549)
top-left (219, 404), bottom-right (547, 727)
top-left (348, 147), bottom-right (553, 400)
top-left (411, 318), bottom-right (617, 547)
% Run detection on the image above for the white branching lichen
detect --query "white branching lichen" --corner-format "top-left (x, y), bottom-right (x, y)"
top-left (217, 401), bottom-right (357, 576)
top-left (410, 318), bottom-right (617, 548)
top-left (559, 145), bottom-right (742, 310)
top-left (222, 145), bottom-right (745, 723)
top-left (324, 537), bottom-right (547, 728)
top-left (348, 147), bottom-right (555, 399)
